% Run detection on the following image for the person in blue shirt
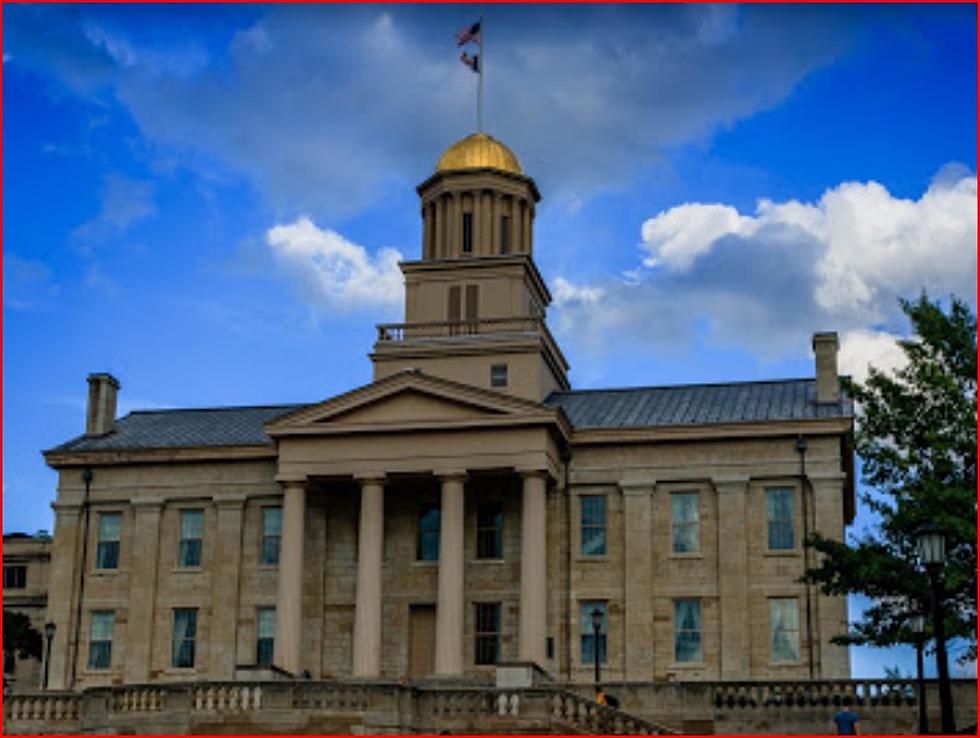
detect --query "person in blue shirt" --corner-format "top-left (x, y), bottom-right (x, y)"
top-left (833, 696), bottom-right (861, 735)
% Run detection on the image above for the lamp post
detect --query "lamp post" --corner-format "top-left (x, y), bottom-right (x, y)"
top-left (909, 612), bottom-right (928, 735)
top-left (591, 607), bottom-right (603, 686)
top-left (916, 521), bottom-right (954, 734)
top-left (42, 622), bottom-right (55, 690)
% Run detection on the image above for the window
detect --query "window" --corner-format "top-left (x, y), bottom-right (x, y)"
top-left (580, 496), bottom-right (606, 556)
top-left (462, 212), bottom-right (473, 254)
top-left (474, 602), bottom-right (501, 665)
top-left (3, 565), bottom-right (26, 588)
top-left (500, 215), bottom-right (510, 254)
top-left (261, 507), bottom-right (282, 565)
top-left (579, 601), bottom-right (607, 664)
top-left (769, 598), bottom-right (800, 662)
top-left (417, 503), bottom-right (441, 561)
top-left (88, 611), bottom-right (114, 669)
top-left (178, 510), bottom-right (204, 567)
top-left (3, 651), bottom-right (15, 675)
top-left (172, 608), bottom-right (197, 668)
top-left (767, 489), bottom-right (795, 550)
top-left (256, 607), bottom-right (276, 666)
top-left (490, 364), bottom-right (508, 388)
top-left (476, 502), bottom-right (503, 559)
top-left (674, 599), bottom-right (702, 663)
top-left (96, 512), bottom-right (121, 570)
top-left (671, 492), bottom-right (700, 553)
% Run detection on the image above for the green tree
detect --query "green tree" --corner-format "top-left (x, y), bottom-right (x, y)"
top-left (804, 294), bottom-right (977, 656)
top-left (2, 610), bottom-right (43, 667)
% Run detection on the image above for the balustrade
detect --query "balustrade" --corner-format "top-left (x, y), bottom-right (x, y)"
top-left (192, 684), bottom-right (263, 712)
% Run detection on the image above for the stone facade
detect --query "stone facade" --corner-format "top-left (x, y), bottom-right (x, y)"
top-left (2, 533), bottom-right (52, 692)
top-left (23, 134), bottom-right (858, 716)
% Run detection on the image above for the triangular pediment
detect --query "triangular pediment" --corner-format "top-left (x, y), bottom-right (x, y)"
top-left (266, 369), bottom-right (561, 436)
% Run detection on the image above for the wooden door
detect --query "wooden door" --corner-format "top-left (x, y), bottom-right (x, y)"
top-left (408, 605), bottom-right (436, 679)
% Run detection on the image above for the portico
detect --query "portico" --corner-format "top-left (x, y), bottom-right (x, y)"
top-left (266, 370), bottom-right (567, 678)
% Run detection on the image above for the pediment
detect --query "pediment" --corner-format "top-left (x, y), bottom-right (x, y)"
top-left (266, 369), bottom-right (559, 436)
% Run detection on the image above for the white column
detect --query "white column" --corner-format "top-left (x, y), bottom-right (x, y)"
top-left (353, 475), bottom-right (386, 677)
top-left (434, 471), bottom-right (466, 676)
top-left (519, 470), bottom-right (548, 666)
top-left (274, 480), bottom-right (306, 676)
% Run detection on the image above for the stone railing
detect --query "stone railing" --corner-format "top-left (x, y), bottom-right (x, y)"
top-left (712, 679), bottom-right (919, 709)
top-left (376, 316), bottom-right (543, 342)
top-left (3, 678), bottom-right (974, 735)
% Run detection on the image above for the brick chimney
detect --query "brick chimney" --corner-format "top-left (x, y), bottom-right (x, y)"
top-left (86, 373), bottom-right (120, 436)
top-left (812, 332), bottom-right (840, 404)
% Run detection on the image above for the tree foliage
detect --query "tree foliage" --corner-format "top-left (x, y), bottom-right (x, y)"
top-left (804, 294), bottom-right (977, 655)
top-left (2, 610), bottom-right (43, 662)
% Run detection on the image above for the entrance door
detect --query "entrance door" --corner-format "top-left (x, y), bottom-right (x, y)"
top-left (408, 604), bottom-right (436, 678)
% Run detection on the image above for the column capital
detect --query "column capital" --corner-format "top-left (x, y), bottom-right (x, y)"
top-left (353, 472), bottom-right (387, 486)
top-left (278, 478), bottom-right (307, 492)
top-left (434, 469), bottom-right (468, 483)
top-left (516, 468), bottom-right (549, 481)
top-left (618, 480), bottom-right (655, 496)
top-left (713, 476), bottom-right (750, 492)
top-left (212, 494), bottom-right (247, 509)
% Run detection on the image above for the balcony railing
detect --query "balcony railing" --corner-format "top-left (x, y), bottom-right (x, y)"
top-left (376, 316), bottom-right (543, 343)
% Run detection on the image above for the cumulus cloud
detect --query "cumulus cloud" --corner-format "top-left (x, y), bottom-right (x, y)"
top-left (838, 329), bottom-right (908, 384)
top-left (555, 168), bottom-right (977, 361)
top-left (4, 5), bottom-right (854, 217)
top-left (266, 217), bottom-right (404, 314)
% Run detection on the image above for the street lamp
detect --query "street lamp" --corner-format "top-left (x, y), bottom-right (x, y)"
top-left (591, 607), bottom-right (603, 686)
top-left (42, 622), bottom-right (56, 690)
top-left (909, 611), bottom-right (928, 735)
top-left (915, 521), bottom-right (954, 734)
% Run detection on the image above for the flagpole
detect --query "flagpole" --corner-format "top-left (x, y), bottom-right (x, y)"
top-left (477, 16), bottom-right (484, 132)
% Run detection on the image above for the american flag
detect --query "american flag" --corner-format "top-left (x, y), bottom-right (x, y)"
top-left (457, 21), bottom-right (481, 47)
top-left (460, 51), bottom-right (479, 73)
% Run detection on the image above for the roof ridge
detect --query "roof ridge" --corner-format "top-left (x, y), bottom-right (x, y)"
top-left (125, 403), bottom-right (307, 416)
top-left (548, 377), bottom-right (816, 397)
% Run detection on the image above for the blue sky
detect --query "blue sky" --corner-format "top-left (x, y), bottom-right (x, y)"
top-left (3, 4), bottom-right (977, 678)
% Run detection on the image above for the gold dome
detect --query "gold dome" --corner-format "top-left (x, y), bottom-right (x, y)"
top-left (435, 133), bottom-right (523, 175)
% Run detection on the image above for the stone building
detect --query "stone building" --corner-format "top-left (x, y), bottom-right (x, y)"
top-left (37, 132), bottom-right (855, 696)
top-left (3, 532), bottom-right (52, 691)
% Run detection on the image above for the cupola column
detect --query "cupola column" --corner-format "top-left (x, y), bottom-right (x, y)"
top-left (471, 190), bottom-right (482, 255)
top-left (422, 204), bottom-right (433, 260)
top-left (434, 197), bottom-right (445, 259)
top-left (510, 198), bottom-right (521, 255)
top-left (449, 192), bottom-right (461, 257)
top-left (491, 193), bottom-right (502, 254)
top-left (522, 201), bottom-right (531, 254)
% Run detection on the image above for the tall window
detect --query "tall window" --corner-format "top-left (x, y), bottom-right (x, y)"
top-left (769, 598), bottom-right (800, 661)
top-left (172, 609), bottom-right (198, 668)
top-left (767, 489), bottom-right (795, 550)
top-left (96, 512), bottom-right (121, 570)
top-left (476, 502), bottom-right (503, 559)
top-left (580, 496), bottom-right (606, 556)
top-left (261, 507), bottom-right (282, 565)
top-left (674, 599), bottom-right (702, 663)
top-left (3, 565), bottom-right (26, 588)
top-left (474, 602), bottom-right (501, 665)
top-left (671, 492), bottom-right (700, 553)
top-left (417, 503), bottom-right (441, 561)
top-left (178, 509), bottom-right (204, 567)
top-left (500, 215), bottom-right (510, 254)
top-left (580, 601), bottom-right (607, 664)
top-left (256, 607), bottom-right (276, 666)
top-left (462, 212), bottom-right (473, 254)
top-left (88, 611), bottom-right (114, 669)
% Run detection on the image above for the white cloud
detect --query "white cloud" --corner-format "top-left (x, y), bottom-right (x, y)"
top-left (72, 172), bottom-right (156, 249)
top-left (552, 276), bottom-right (605, 307)
top-left (266, 217), bottom-right (404, 314)
top-left (838, 329), bottom-right (908, 384)
top-left (558, 167), bottom-right (977, 362)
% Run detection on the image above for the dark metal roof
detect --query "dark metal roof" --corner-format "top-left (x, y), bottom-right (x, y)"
top-left (545, 378), bottom-right (852, 429)
top-left (47, 404), bottom-right (306, 453)
top-left (46, 378), bottom-right (851, 455)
